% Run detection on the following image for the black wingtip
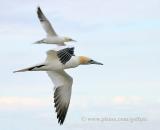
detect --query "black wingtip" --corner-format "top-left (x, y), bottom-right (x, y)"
top-left (37, 6), bottom-right (42, 14)
top-left (69, 47), bottom-right (75, 55)
top-left (56, 104), bottom-right (69, 125)
top-left (54, 87), bottom-right (69, 125)
top-left (57, 47), bottom-right (75, 65)
top-left (37, 6), bottom-right (40, 10)
top-left (37, 6), bottom-right (45, 22)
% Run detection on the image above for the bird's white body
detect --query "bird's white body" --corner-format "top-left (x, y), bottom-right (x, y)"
top-left (43, 56), bottom-right (80, 71)
top-left (15, 45), bottom-right (102, 125)
top-left (45, 36), bottom-right (65, 45)
top-left (17, 49), bottom-right (80, 72)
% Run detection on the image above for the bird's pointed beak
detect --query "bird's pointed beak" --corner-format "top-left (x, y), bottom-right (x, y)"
top-left (91, 60), bottom-right (103, 65)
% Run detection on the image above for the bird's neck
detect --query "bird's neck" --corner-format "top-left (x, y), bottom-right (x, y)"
top-left (79, 56), bottom-right (89, 64)
top-left (64, 56), bottom-right (81, 69)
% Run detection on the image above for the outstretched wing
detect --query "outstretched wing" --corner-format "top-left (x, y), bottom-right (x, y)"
top-left (37, 6), bottom-right (57, 37)
top-left (46, 49), bottom-right (58, 62)
top-left (46, 47), bottom-right (75, 65)
top-left (57, 47), bottom-right (75, 64)
top-left (47, 70), bottom-right (73, 125)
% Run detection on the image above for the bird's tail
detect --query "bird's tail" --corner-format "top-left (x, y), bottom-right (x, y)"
top-left (33, 39), bottom-right (44, 44)
top-left (13, 64), bottom-right (46, 73)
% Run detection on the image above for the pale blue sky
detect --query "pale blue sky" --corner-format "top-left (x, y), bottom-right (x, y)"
top-left (0, 0), bottom-right (160, 130)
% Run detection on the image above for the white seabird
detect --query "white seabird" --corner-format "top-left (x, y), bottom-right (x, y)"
top-left (34, 7), bottom-right (76, 45)
top-left (14, 47), bottom-right (103, 125)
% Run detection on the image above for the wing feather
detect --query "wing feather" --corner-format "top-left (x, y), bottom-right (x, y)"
top-left (37, 6), bottom-right (57, 37)
top-left (47, 70), bottom-right (73, 125)
top-left (46, 47), bottom-right (75, 65)
top-left (57, 47), bottom-right (75, 64)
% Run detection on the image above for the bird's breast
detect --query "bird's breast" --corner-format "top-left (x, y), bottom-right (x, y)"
top-left (63, 57), bottom-right (80, 69)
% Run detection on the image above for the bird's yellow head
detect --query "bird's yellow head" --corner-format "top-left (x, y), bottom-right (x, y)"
top-left (79, 56), bottom-right (103, 65)
top-left (64, 37), bottom-right (77, 42)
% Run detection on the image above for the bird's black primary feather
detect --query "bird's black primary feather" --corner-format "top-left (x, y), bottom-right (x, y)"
top-left (37, 7), bottom-right (46, 22)
top-left (57, 47), bottom-right (75, 64)
top-left (54, 87), bottom-right (70, 125)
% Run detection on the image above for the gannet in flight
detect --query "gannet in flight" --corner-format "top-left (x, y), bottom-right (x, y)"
top-left (14, 47), bottom-right (103, 125)
top-left (34, 7), bottom-right (76, 45)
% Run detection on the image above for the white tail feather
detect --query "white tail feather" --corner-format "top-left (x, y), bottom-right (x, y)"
top-left (33, 39), bottom-right (44, 44)
top-left (13, 64), bottom-right (46, 73)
